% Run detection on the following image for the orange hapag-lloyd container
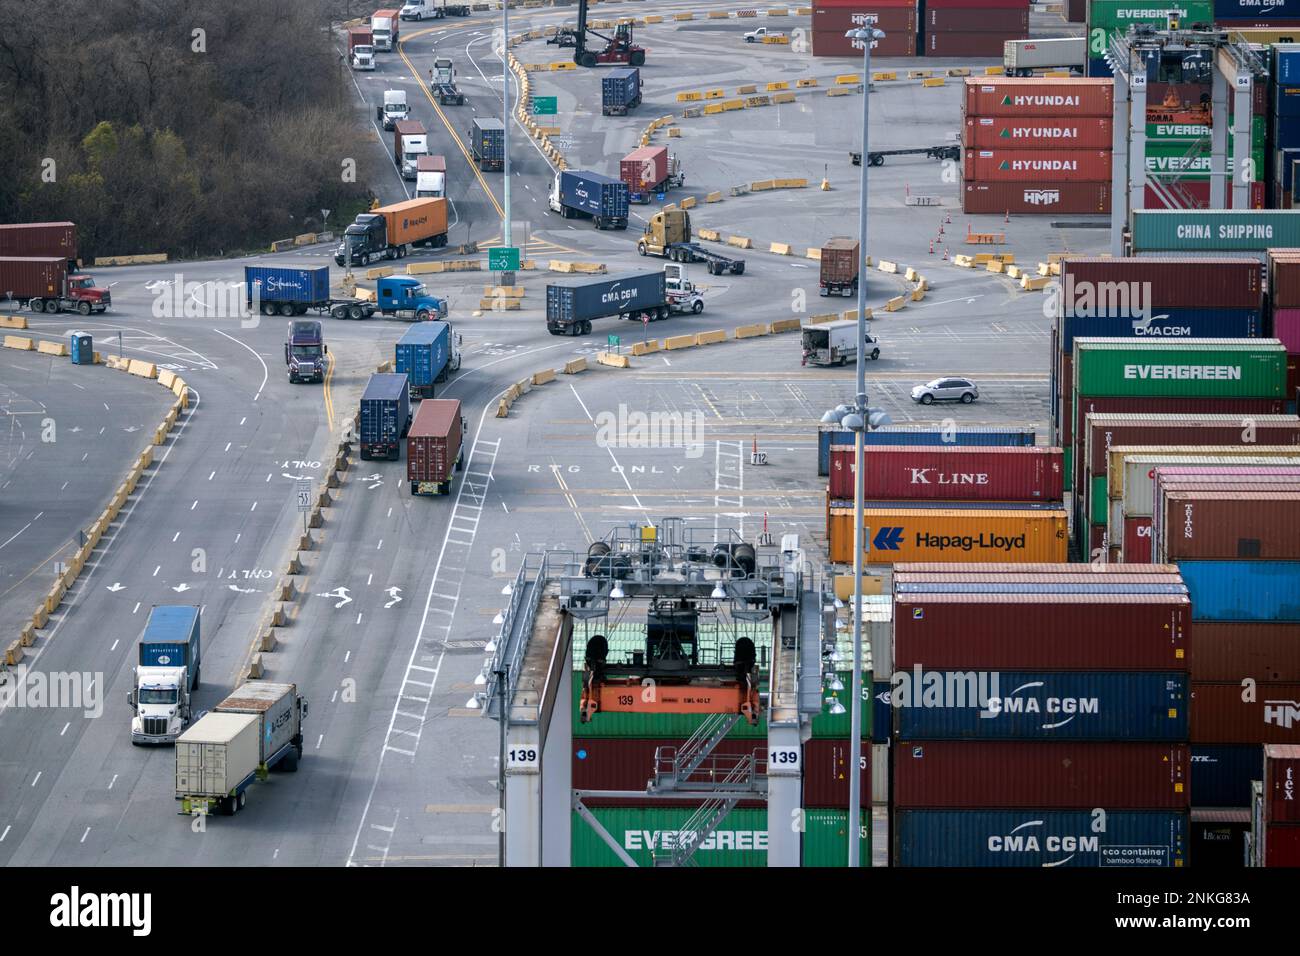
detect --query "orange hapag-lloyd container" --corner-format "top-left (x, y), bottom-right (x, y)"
top-left (827, 507), bottom-right (1069, 565)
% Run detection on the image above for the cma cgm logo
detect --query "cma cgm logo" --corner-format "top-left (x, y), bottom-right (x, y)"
top-left (983, 680), bottom-right (1100, 729)
top-left (1265, 699), bottom-right (1300, 728)
top-left (1024, 189), bottom-right (1060, 205)
top-left (989, 820), bottom-right (1100, 866)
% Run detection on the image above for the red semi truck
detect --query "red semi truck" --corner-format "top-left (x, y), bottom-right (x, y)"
top-left (407, 398), bottom-right (465, 495)
top-left (0, 220), bottom-right (110, 314)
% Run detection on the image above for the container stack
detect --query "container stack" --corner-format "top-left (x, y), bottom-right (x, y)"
top-left (817, 424), bottom-right (1037, 477)
top-left (1267, 250), bottom-right (1300, 400)
top-left (811, 0), bottom-right (919, 58)
top-left (920, 0), bottom-right (1028, 58)
top-left (1085, 1), bottom-right (1215, 78)
top-left (961, 78), bottom-right (1115, 215)
top-left (1251, 745), bottom-right (1300, 866)
top-left (889, 564), bottom-right (1191, 867)
top-left (1272, 47), bottom-right (1300, 208)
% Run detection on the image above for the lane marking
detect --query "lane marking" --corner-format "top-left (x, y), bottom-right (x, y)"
top-left (213, 328), bottom-right (268, 401)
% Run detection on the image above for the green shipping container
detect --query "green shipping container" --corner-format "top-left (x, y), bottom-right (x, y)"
top-left (1072, 339), bottom-right (1287, 398)
top-left (571, 807), bottom-right (769, 866)
top-left (1144, 140), bottom-right (1265, 180)
top-left (1091, 475), bottom-right (1109, 526)
top-left (811, 670), bottom-right (872, 739)
top-left (801, 809), bottom-right (871, 867)
top-left (570, 676), bottom-right (769, 738)
top-left (1144, 116), bottom-right (1266, 144)
top-left (1130, 210), bottom-right (1300, 251)
top-left (1087, 0), bottom-right (1214, 56)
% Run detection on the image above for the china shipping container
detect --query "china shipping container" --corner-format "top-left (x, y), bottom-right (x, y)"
top-left (0, 222), bottom-right (77, 260)
top-left (962, 77), bottom-right (1115, 118)
top-left (1265, 744), bottom-right (1300, 823)
top-left (1177, 560), bottom-right (1300, 622)
top-left (893, 670), bottom-right (1189, 740)
top-left (893, 741), bottom-right (1190, 809)
top-left (1072, 338), bottom-right (1288, 399)
top-left (963, 116), bottom-right (1112, 150)
top-left (1191, 622), bottom-right (1300, 682)
top-left (818, 424), bottom-right (1036, 476)
top-left (1193, 744), bottom-right (1263, 807)
top-left (925, 7), bottom-right (1028, 30)
top-left (829, 445), bottom-right (1063, 502)
top-left (892, 593), bottom-right (1190, 670)
top-left (571, 737), bottom-right (766, 808)
top-left (619, 146), bottom-right (668, 193)
top-left (1191, 682), bottom-right (1300, 742)
top-left (1060, 258), bottom-right (1263, 310)
top-left (826, 507), bottom-right (1069, 565)
top-left (963, 148), bottom-right (1113, 183)
top-left (961, 180), bottom-right (1110, 214)
top-left (406, 398), bottom-right (463, 494)
top-left (1130, 210), bottom-right (1300, 253)
top-left (811, 28), bottom-right (917, 57)
top-left (893, 809), bottom-right (1188, 867)
top-left (1160, 491), bottom-right (1300, 560)
top-left (928, 32), bottom-right (1027, 57)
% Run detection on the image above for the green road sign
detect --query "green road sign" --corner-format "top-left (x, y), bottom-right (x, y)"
top-left (489, 246), bottom-right (520, 271)
top-left (607, 334), bottom-right (620, 350)
top-left (532, 96), bottom-right (558, 116)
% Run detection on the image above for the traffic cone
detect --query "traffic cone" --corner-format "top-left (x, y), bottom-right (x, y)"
top-left (938, 221), bottom-right (944, 236)
top-left (929, 240), bottom-right (934, 255)
top-left (1004, 209), bottom-right (1010, 224)
top-left (943, 247), bottom-right (949, 260)
top-left (944, 212), bottom-right (951, 224)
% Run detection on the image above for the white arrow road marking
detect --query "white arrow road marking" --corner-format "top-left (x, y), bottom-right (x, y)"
top-left (316, 586), bottom-right (352, 609)
top-left (123, 425), bottom-right (140, 433)
top-left (105, 583), bottom-right (125, 592)
top-left (366, 473), bottom-right (383, 490)
top-left (282, 473), bottom-right (310, 481)
top-left (384, 587), bottom-right (403, 608)
top-left (227, 584), bottom-right (260, 594)
top-left (172, 583), bottom-right (191, 593)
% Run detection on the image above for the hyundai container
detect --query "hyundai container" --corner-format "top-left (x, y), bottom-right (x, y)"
top-left (359, 372), bottom-right (411, 460)
top-left (962, 77), bottom-right (1114, 117)
top-left (545, 270), bottom-right (667, 335)
top-left (893, 593), bottom-right (1189, 670)
top-left (826, 507), bottom-right (1068, 565)
top-left (1180, 561), bottom-right (1300, 622)
top-left (1130, 210), bottom-right (1300, 252)
top-left (963, 116), bottom-right (1111, 150)
top-left (893, 670), bottom-right (1189, 740)
top-left (894, 809), bottom-right (1187, 867)
top-left (817, 424), bottom-right (1036, 476)
top-left (0, 221), bottom-right (77, 260)
top-left (811, 27), bottom-right (917, 57)
top-left (894, 741), bottom-right (1190, 809)
top-left (829, 445), bottom-right (1063, 502)
top-left (601, 67), bottom-right (641, 115)
top-left (929, 32), bottom-right (1027, 57)
top-left (961, 180), bottom-right (1110, 214)
top-left (407, 398), bottom-right (464, 496)
top-left (1265, 744), bottom-right (1300, 823)
top-left (244, 265), bottom-right (331, 315)
top-left (812, 5), bottom-right (917, 34)
top-left (964, 148), bottom-right (1112, 182)
top-left (394, 320), bottom-right (451, 398)
top-left (1192, 682), bottom-right (1300, 742)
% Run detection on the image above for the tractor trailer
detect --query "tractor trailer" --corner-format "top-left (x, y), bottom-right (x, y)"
top-left (335, 198), bottom-right (449, 266)
top-left (548, 170), bottom-right (630, 229)
top-left (129, 605), bottom-right (201, 745)
top-left (545, 270), bottom-right (669, 335)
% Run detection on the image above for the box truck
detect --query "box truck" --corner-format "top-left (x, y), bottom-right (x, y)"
top-left (801, 319), bottom-right (881, 367)
top-left (408, 398), bottom-right (466, 495)
top-left (285, 319), bottom-right (326, 383)
top-left (819, 238), bottom-right (860, 297)
top-left (335, 198), bottom-right (449, 266)
top-left (416, 154), bottom-right (447, 197)
top-left (548, 170), bottom-right (630, 229)
top-left (545, 270), bottom-right (669, 335)
top-left (360, 372), bottom-right (412, 459)
top-left (129, 606), bottom-right (201, 745)
top-left (395, 320), bottom-right (460, 399)
top-left (469, 118), bottom-right (505, 171)
top-left (0, 257), bottom-right (111, 314)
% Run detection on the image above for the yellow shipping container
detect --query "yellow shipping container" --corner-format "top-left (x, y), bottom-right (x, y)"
top-left (826, 507), bottom-right (1068, 565)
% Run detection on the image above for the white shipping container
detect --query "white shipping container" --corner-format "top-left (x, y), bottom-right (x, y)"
top-left (216, 681), bottom-right (299, 766)
top-left (872, 743), bottom-right (889, 806)
top-left (175, 712), bottom-right (260, 798)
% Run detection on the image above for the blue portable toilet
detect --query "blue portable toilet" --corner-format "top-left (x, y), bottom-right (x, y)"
top-left (69, 331), bottom-right (93, 365)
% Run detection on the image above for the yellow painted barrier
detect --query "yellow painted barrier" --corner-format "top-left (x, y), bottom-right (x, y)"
top-left (751, 179), bottom-right (776, 191)
top-left (722, 98), bottom-right (746, 111)
top-left (835, 74), bottom-right (862, 84)
top-left (92, 253), bottom-right (168, 266)
top-left (668, 127), bottom-right (682, 138)
top-left (985, 66), bottom-right (1006, 76)
top-left (911, 288), bottom-right (925, 302)
top-left (680, 196), bottom-right (697, 209)
top-left (709, 9), bottom-right (729, 17)
top-left (550, 61), bottom-right (577, 71)
top-left (158, 369), bottom-right (177, 390)
top-left (796, 77), bottom-right (818, 87)
top-left (3, 334), bottom-right (34, 350)
top-left (947, 67), bottom-right (971, 77)
top-left (922, 77), bottom-right (946, 88)
top-left (767, 7), bottom-right (789, 14)
top-left (698, 228), bottom-right (721, 241)
top-left (904, 267), bottom-right (919, 282)
top-left (597, 351), bottom-right (631, 368)
top-left (773, 178), bottom-right (807, 188)
top-left (796, 5), bottom-right (812, 12)
top-left (366, 266), bottom-right (395, 280)
top-left (676, 90), bottom-right (703, 102)
top-left (766, 81), bottom-right (790, 91)
top-left (770, 242), bottom-right (792, 255)
top-left (806, 247), bottom-right (821, 260)
top-left (726, 236), bottom-right (753, 249)
top-left (1006, 265), bottom-right (1024, 279)
top-left (631, 339), bottom-right (660, 356)
top-left (705, 191), bottom-right (723, 203)
top-left (674, 12), bottom-right (694, 20)
top-left (769, 318), bottom-right (802, 333)
top-left (645, 14), bottom-right (663, 22)
top-left (128, 359), bottom-right (158, 379)
top-left (0, 314), bottom-right (27, 330)
top-left (734, 323), bottom-right (768, 339)
top-left (563, 358), bottom-right (588, 374)
top-left (842, 309), bottom-right (872, 321)
top-left (1022, 276), bottom-right (1052, 291)
top-left (478, 297), bottom-right (522, 310)
top-left (664, 334), bottom-right (695, 351)
top-left (908, 69), bottom-right (931, 79)
top-left (827, 87), bottom-right (851, 97)
top-left (986, 260), bottom-right (1005, 274)
top-left (1044, 70), bottom-right (1071, 78)
top-left (872, 71), bottom-right (896, 81)
top-left (878, 260), bottom-right (898, 274)
top-left (705, 88), bottom-right (726, 99)
top-left (695, 330), bottom-right (727, 346)
top-left (762, 34), bottom-right (790, 43)
top-left (703, 102), bottom-right (724, 115)
top-left (772, 91), bottom-right (796, 104)
top-left (953, 254), bottom-right (975, 268)
top-left (885, 296), bottom-right (905, 312)
top-left (37, 339), bottom-right (68, 356)
top-left (738, 84), bottom-right (758, 94)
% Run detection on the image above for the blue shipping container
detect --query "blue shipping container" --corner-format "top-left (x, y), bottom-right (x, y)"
top-left (139, 606), bottom-right (200, 669)
top-left (602, 67), bottom-right (641, 110)
top-left (558, 170), bottom-right (630, 222)
top-left (873, 682), bottom-right (892, 743)
top-left (1277, 115), bottom-right (1300, 150)
top-left (1278, 146), bottom-right (1300, 190)
top-left (894, 809), bottom-right (1188, 867)
top-left (1059, 309), bottom-right (1263, 350)
top-left (1087, 57), bottom-right (1112, 79)
top-left (816, 425), bottom-right (1037, 476)
top-left (1216, 0), bottom-right (1300, 20)
top-left (360, 372), bottom-right (412, 452)
top-left (1191, 744), bottom-right (1262, 808)
top-left (893, 671), bottom-right (1189, 741)
top-left (1275, 43), bottom-right (1300, 85)
top-left (1179, 560), bottom-right (1300, 621)
top-left (395, 321), bottom-right (450, 389)
top-left (244, 266), bottom-right (331, 307)
top-left (470, 119), bottom-right (504, 162)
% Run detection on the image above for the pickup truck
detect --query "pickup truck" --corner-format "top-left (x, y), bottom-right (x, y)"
top-left (745, 26), bottom-right (785, 42)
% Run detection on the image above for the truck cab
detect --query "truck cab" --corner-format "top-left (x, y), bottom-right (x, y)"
top-left (336, 214), bottom-right (384, 266)
top-left (129, 605), bottom-right (201, 746)
top-left (416, 158), bottom-right (446, 197)
top-left (664, 264), bottom-right (704, 314)
top-left (285, 320), bottom-right (326, 383)
top-left (400, 134), bottom-right (429, 180)
top-left (401, 0), bottom-right (438, 19)
top-left (29, 271), bottom-right (111, 315)
top-left (371, 11), bottom-right (398, 51)
top-left (377, 276), bottom-right (448, 322)
top-left (745, 26), bottom-right (784, 42)
top-left (352, 43), bottom-right (374, 70)
top-left (637, 208), bottom-right (690, 257)
top-left (379, 90), bottom-right (410, 130)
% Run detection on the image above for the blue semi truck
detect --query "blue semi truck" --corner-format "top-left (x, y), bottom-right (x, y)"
top-left (129, 605), bottom-right (201, 745)
top-left (395, 320), bottom-right (461, 399)
top-left (360, 372), bottom-right (413, 459)
top-left (548, 170), bottom-right (630, 229)
top-left (245, 267), bottom-right (446, 323)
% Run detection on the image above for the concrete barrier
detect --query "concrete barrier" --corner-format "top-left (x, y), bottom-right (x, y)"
top-left (32, 605), bottom-right (48, 629)
top-left (770, 242), bottom-right (792, 255)
top-left (5, 640), bottom-right (23, 667)
top-left (922, 77), bottom-right (946, 88)
top-left (698, 228), bottom-right (721, 241)
top-left (772, 91), bottom-right (796, 104)
top-left (827, 88), bottom-right (852, 97)
top-left (872, 71), bottom-right (896, 81)
top-left (984, 66), bottom-right (1006, 76)
top-left (947, 67), bottom-right (972, 77)
top-left (0, 314), bottom-right (27, 330)
top-left (911, 287), bottom-right (926, 302)
top-left (668, 127), bottom-right (682, 138)
top-left (796, 78), bottom-right (818, 87)
top-left (157, 369), bottom-right (177, 390)
top-left (734, 323), bottom-right (767, 339)
top-left (4, 335), bottom-right (34, 350)
top-left (702, 103), bottom-right (724, 115)
top-left (377, 360), bottom-right (393, 373)
top-left (676, 91), bottom-right (703, 102)
top-left (769, 318), bottom-right (802, 333)
top-left (479, 297), bottom-right (523, 310)
top-left (761, 34), bottom-right (790, 43)
top-left (631, 339), bottom-right (660, 355)
top-left (597, 351), bottom-right (631, 368)
top-left (128, 359), bottom-right (158, 379)
top-left (878, 260), bottom-right (898, 274)
top-left (986, 260), bottom-right (1005, 274)
top-left (694, 329), bottom-right (726, 346)
top-left (1022, 276), bottom-right (1051, 291)
top-left (744, 95), bottom-right (771, 108)
top-left (904, 267), bottom-right (919, 282)
top-left (1006, 265), bottom-right (1024, 279)
top-left (705, 191), bottom-right (723, 203)
top-left (726, 236), bottom-right (753, 249)
top-left (885, 296), bottom-right (905, 312)
top-left (680, 196), bottom-right (698, 210)
top-left (92, 253), bottom-right (168, 266)
top-left (532, 368), bottom-right (557, 387)
top-left (773, 178), bottom-right (807, 188)
top-left (835, 73), bottom-right (862, 84)
top-left (563, 358), bottom-right (587, 374)
top-left (20, 625), bottom-right (34, 648)
top-left (36, 339), bottom-right (67, 356)
top-left (708, 9), bottom-right (729, 17)
top-left (953, 254), bottom-right (975, 268)
top-left (751, 179), bottom-right (776, 191)
top-left (766, 81), bottom-right (790, 91)
top-left (365, 266), bottom-right (396, 282)
top-left (806, 247), bottom-right (821, 260)
top-left (705, 88), bottom-right (726, 99)
top-left (808, 313), bottom-right (838, 323)
top-left (767, 6), bottom-right (789, 13)
top-left (664, 334), bottom-right (695, 351)
top-left (673, 11), bottom-right (693, 19)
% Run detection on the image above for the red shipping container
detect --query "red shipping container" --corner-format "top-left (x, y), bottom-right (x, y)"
top-left (406, 399), bottom-right (463, 486)
top-left (814, 0), bottom-right (915, 6)
top-left (1268, 253), bottom-right (1300, 309)
top-left (1192, 624), bottom-right (1300, 683)
top-left (964, 148), bottom-right (1112, 183)
top-left (1145, 179), bottom-right (1265, 210)
top-left (0, 222), bottom-right (77, 260)
top-left (1289, 353), bottom-right (1300, 400)
top-left (571, 737), bottom-right (765, 808)
top-left (964, 116), bottom-right (1112, 150)
top-left (1067, 0), bottom-right (1085, 20)
top-left (812, 28), bottom-right (916, 57)
top-left (893, 741), bottom-right (1189, 809)
top-left (803, 738), bottom-right (870, 808)
top-left (1273, 309), bottom-right (1300, 353)
top-left (1062, 257), bottom-right (1263, 312)
top-left (925, 8), bottom-right (1027, 30)
top-left (620, 146), bottom-right (668, 193)
top-left (1161, 491), bottom-right (1300, 561)
top-left (811, 7), bottom-right (917, 30)
top-left (1191, 683), bottom-right (1300, 744)
top-left (963, 77), bottom-right (1115, 118)
top-left (0, 257), bottom-right (67, 299)
top-left (828, 445), bottom-right (1064, 502)
top-left (894, 562), bottom-right (1179, 574)
top-left (1124, 516), bottom-right (1153, 562)
top-left (1070, 397), bottom-right (1286, 452)
top-left (962, 180), bottom-right (1110, 214)
top-left (927, 31), bottom-right (1027, 58)
top-left (921, 0), bottom-right (1029, 6)
top-left (893, 593), bottom-right (1190, 670)
top-left (1263, 824), bottom-right (1300, 866)
top-left (1266, 744), bottom-right (1300, 824)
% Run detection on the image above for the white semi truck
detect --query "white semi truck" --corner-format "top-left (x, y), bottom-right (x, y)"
top-left (129, 605), bottom-right (201, 745)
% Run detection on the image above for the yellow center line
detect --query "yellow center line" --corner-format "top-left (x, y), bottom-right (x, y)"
top-left (323, 349), bottom-right (337, 431)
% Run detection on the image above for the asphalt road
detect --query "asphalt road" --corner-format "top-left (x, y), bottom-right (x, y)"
top-left (0, 0), bottom-right (1104, 867)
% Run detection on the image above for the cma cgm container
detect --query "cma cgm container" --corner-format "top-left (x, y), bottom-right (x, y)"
top-left (892, 593), bottom-right (1190, 670)
top-left (817, 424), bottom-right (1036, 476)
top-left (1191, 622), bottom-right (1300, 682)
top-left (1072, 339), bottom-right (1288, 399)
top-left (963, 116), bottom-right (1112, 149)
top-left (1161, 492), bottom-right (1300, 560)
top-left (963, 148), bottom-right (1112, 182)
top-left (893, 741), bottom-right (1190, 809)
top-left (893, 670), bottom-right (1189, 740)
top-left (545, 270), bottom-right (667, 334)
top-left (1059, 257), bottom-right (1263, 310)
top-left (827, 507), bottom-right (1068, 565)
top-left (962, 77), bottom-right (1114, 117)
top-left (1060, 311), bottom-right (1263, 351)
top-left (829, 445), bottom-right (1063, 501)
top-left (1265, 744), bottom-right (1300, 823)
top-left (1191, 683), bottom-right (1300, 743)
top-left (1179, 561), bottom-right (1300, 622)
top-left (359, 372), bottom-right (411, 460)
top-left (407, 398), bottom-right (463, 496)
top-left (894, 809), bottom-right (1187, 867)
top-left (961, 180), bottom-right (1110, 214)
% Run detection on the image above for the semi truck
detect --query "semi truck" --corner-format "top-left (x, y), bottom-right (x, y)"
top-left (801, 318), bottom-right (881, 367)
top-left (819, 237), bottom-right (860, 297)
top-left (402, 0), bottom-right (470, 17)
top-left (432, 58), bottom-right (465, 105)
top-left (129, 605), bottom-right (201, 745)
top-left (335, 197), bottom-right (449, 266)
top-left (636, 209), bottom-right (745, 275)
top-left (664, 264), bottom-right (705, 315)
top-left (394, 119), bottom-right (428, 179)
top-left (378, 89), bottom-right (410, 130)
top-left (602, 67), bottom-right (642, 116)
top-left (360, 372), bottom-right (412, 459)
top-left (548, 170), bottom-right (630, 229)
top-left (469, 118), bottom-right (505, 171)
top-left (348, 27), bottom-right (374, 70)
top-left (1003, 37), bottom-right (1086, 76)
top-left (545, 270), bottom-right (669, 335)
top-left (619, 146), bottom-right (684, 203)
top-left (0, 257), bottom-right (111, 314)
top-left (407, 398), bottom-right (466, 495)
top-left (243, 265), bottom-right (379, 319)
top-left (377, 275), bottom-right (448, 323)
top-left (371, 9), bottom-right (400, 51)
top-left (395, 320), bottom-right (460, 399)
top-left (285, 319), bottom-right (326, 383)
top-left (416, 154), bottom-right (447, 197)
top-left (175, 681), bottom-right (308, 816)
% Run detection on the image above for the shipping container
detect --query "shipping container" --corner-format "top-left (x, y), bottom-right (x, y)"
top-left (1073, 338), bottom-right (1288, 399)
top-left (571, 737), bottom-right (766, 808)
top-left (469, 118), bottom-right (505, 170)
top-left (1068, 396), bottom-right (1286, 456)
top-left (1274, 309), bottom-right (1300, 352)
top-left (1192, 682), bottom-right (1300, 742)
top-left (570, 678), bottom-right (769, 738)
top-left (213, 681), bottom-right (301, 768)
top-left (963, 116), bottom-right (1112, 150)
top-left (359, 372), bottom-right (411, 460)
top-left (818, 424), bottom-right (1036, 476)
top-left (964, 148), bottom-right (1113, 183)
top-left (801, 809), bottom-right (870, 867)
top-left (894, 809), bottom-right (1188, 866)
top-left (393, 119), bottom-right (424, 163)
top-left (1270, 250), bottom-right (1300, 307)
top-left (963, 77), bottom-right (1115, 118)
top-left (1215, 0), bottom-right (1300, 19)
top-left (1192, 622), bottom-right (1300, 682)
top-left (0, 221), bottom-right (77, 260)
top-left (1081, 414), bottom-right (1300, 484)
top-left (374, 197), bottom-right (448, 247)
top-left (928, 31), bottom-right (1026, 57)
top-left (873, 682), bottom-right (892, 743)
top-left (1088, 0), bottom-right (1214, 37)
top-left (394, 320), bottom-right (451, 395)
top-left (0, 256), bottom-right (67, 300)
top-left (1060, 309), bottom-right (1266, 353)
top-left (1192, 745), bottom-right (1263, 807)
top-left (545, 270), bottom-right (667, 331)
top-left (1190, 808), bottom-right (1251, 868)
top-left (803, 739), bottom-right (872, 808)
top-left (894, 670), bottom-right (1189, 740)
top-left (921, 0), bottom-right (1031, 6)
top-left (1130, 210), bottom-right (1300, 252)
top-left (1060, 257), bottom-right (1263, 311)
top-left (813, 670), bottom-right (873, 739)
top-left (174, 712), bottom-right (260, 800)
top-left (1160, 491), bottom-right (1300, 560)
top-left (811, 7), bottom-right (917, 33)
top-left (894, 741), bottom-right (1190, 808)
top-left (243, 265), bottom-right (331, 310)
top-left (571, 807), bottom-right (768, 866)
top-left (1180, 561), bottom-right (1300, 621)
top-left (1145, 179), bottom-right (1266, 210)
top-left (893, 593), bottom-right (1190, 670)
top-left (555, 170), bottom-right (629, 227)
top-left (819, 237), bottom-right (859, 296)
top-left (601, 67), bottom-right (641, 115)
top-left (827, 507), bottom-right (1069, 565)
top-left (829, 445), bottom-right (1063, 502)
top-left (894, 562), bottom-right (1178, 573)
top-left (961, 179), bottom-right (1110, 214)
top-left (1111, 447), bottom-right (1300, 505)
top-left (1265, 744), bottom-right (1300, 823)
top-left (1261, 823), bottom-right (1300, 865)
top-left (926, 7), bottom-right (1028, 30)
top-left (407, 398), bottom-right (463, 494)
top-left (620, 146), bottom-right (668, 194)
top-left (894, 579), bottom-right (1186, 594)
top-left (812, 28), bottom-right (917, 57)
top-left (138, 605), bottom-right (201, 669)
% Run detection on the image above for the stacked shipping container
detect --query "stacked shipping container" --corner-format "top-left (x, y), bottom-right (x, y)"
top-left (921, 0), bottom-right (1029, 59)
top-left (1086, 1), bottom-right (1215, 78)
top-left (1252, 745), bottom-right (1300, 865)
top-left (961, 78), bottom-right (1115, 215)
top-left (811, 0), bottom-right (919, 58)
top-left (1268, 250), bottom-right (1300, 401)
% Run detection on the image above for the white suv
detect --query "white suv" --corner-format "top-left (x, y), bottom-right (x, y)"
top-left (911, 377), bottom-right (979, 405)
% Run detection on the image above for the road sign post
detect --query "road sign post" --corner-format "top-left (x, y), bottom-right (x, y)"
top-left (606, 334), bottom-right (620, 354)
top-left (531, 96), bottom-right (558, 116)
top-left (297, 479), bottom-right (312, 534)
top-left (489, 246), bottom-right (520, 272)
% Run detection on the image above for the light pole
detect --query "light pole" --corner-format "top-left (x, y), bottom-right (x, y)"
top-left (501, 0), bottom-right (514, 286)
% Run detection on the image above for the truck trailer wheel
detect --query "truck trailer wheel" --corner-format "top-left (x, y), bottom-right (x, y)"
top-left (78, 301), bottom-right (91, 316)
top-left (637, 242), bottom-right (648, 256)
top-left (732, 262), bottom-right (744, 275)
top-left (349, 305), bottom-right (366, 320)
top-left (29, 299), bottom-right (45, 313)
top-left (630, 50), bottom-right (645, 65)
top-left (280, 303), bottom-right (295, 317)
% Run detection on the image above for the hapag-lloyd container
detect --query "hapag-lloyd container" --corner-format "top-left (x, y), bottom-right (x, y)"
top-left (893, 809), bottom-right (1188, 867)
top-left (964, 148), bottom-right (1112, 182)
top-left (1072, 338), bottom-right (1288, 399)
top-left (893, 670), bottom-right (1189, 740)
top-left (1160, 491), bottom-right (1300, 560)
top-left (1060, 257), bottom-right (1263, 310)
top-left (961, 181), bottom-right (1110, 214)
top-left (1192, 682), bottom-right (1300, 742)
top-left (1265, 744), bottom-right (1300, 823)
top-left (892, 593), bottom-right (1190, 670)
top-left (828, 445), bottom-right (1063, 502)
top-left (1179, 561), bottom-right (1300, 622)
top-left (1191, 622), bottom-right (1300, 682)
top-left (1193, 745), bottom-right (1263, 807)
top-left (817, 424), bottom-right (1036, 476)
top-left (962, 77), bottom-right (1115, 117)
top-left (826, 508), bottom-right (1068, 565)
top-left (893, 741), bottom-right (1190, 808)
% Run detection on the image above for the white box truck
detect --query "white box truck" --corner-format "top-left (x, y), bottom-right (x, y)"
top-left (1002, 37), bottom-right (1086, 76)
top-left (801, 318), bottom-right (881, 367)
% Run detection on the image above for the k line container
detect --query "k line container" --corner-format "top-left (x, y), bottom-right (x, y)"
top-left (893, 809), bottom-right (1188, 867)
top-left (892, 593), bottom-right (1190, 670)
top-left (817, 424), bottom-right (1036, 476)
top-left (1191, 622), bottom-right (1300, 682)
top-left (828, 445), bottom-right (1063, 502)
top-left (1160, 491), bottom-right (1300, 560)
top-left (1265, 744), bottom-right (1300, 823)
top-left (962, 77), bottom-right (1115, 117)
top-left (1178, 560), bottom-right (1300, 622)
top-left (1191, 682), bottom-right (1300, 743)
top-left (892, 670), bottom-right (1189, 740)
top-left (961, 180), bottom-right (1110, 214)
top-left (963, 148), bottom-right (1113, 183)
top-left (571, 807), bottom-right (768, 866)
top-left (1192, 744), bottom-right (1263, 807)
top-left (893, 741), bottom-right (1190, 809)
top-left (826, 507), bottom-right (1068, 565)
top-left (963, 116), bottom-right (1113, 150)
